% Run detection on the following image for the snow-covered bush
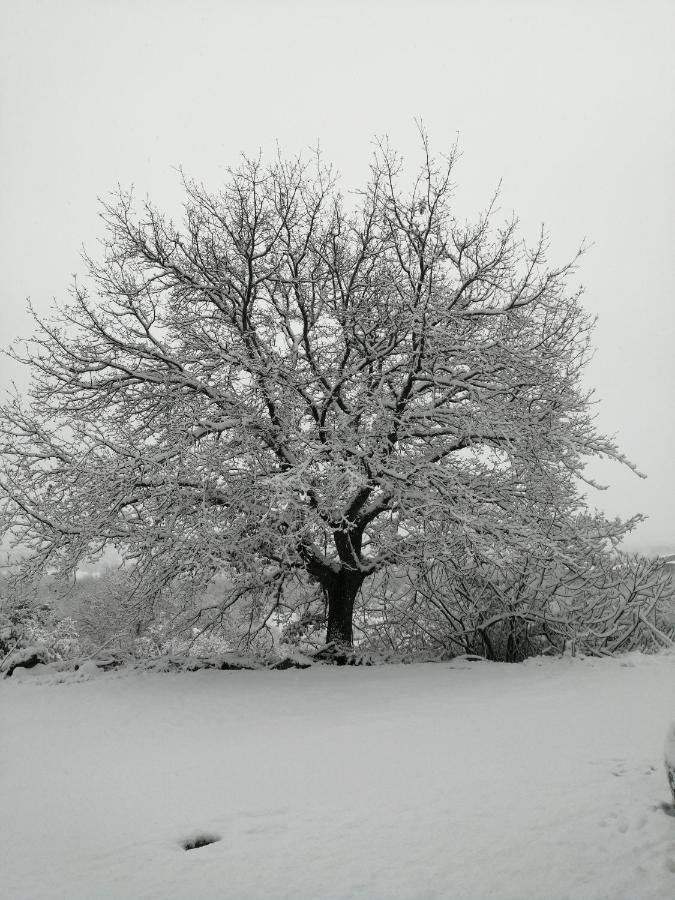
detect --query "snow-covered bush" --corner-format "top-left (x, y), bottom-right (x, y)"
top-left (24, 615), bottom-right (80, 658)
top-left (72, 568), bottom-right (281, 659)
top-left (353, 533), bottom-right (674, 661)
top-left (73, 570), bottom-right (157, 654)
top-left (0, 581), bottom-right (81, 666)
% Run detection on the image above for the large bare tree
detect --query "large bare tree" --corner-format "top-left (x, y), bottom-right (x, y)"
top-left (0, 138), bottom-right (640, 648)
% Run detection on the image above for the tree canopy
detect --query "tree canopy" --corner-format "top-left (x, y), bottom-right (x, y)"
top-left (0, 137), bottom-right (642, 649)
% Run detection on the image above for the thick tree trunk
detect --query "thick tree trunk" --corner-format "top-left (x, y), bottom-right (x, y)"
top-left (324, 570), bottom-right (364, 647)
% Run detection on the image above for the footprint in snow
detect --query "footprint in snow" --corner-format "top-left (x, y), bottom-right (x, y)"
top-left (598, 809), bottom-right (649, 832)
top-left (181, 833), bottom-right (222, 851)
top-left (244, 821), bottom-right (288, 836)
top-left (598, 810), bottom-right (629, 832)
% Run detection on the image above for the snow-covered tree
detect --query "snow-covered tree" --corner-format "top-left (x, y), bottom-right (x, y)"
top-left (0, 137), bottom-right (642, 648)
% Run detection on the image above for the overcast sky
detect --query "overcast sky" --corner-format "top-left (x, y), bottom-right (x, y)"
top-left (1, 0), bottom-right (673, 550)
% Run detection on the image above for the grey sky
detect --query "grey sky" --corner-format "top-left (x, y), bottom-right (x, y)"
top-left (1, 0), bottom-right (673, 550)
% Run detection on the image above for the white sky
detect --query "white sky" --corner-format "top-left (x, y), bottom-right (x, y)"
top-left (1, 0), bottom-right (673, 550)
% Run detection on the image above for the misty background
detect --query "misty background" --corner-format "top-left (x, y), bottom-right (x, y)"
top-left (1, 0), bottom-right (673, 552)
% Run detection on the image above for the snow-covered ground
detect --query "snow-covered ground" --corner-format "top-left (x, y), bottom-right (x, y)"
top-left (1, 653), bottom-right (675, 900)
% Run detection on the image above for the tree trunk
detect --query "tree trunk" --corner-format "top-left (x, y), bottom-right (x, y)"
top-left (324, 570), bottom-right (363, 647)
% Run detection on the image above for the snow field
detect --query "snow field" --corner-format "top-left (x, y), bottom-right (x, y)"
top-left (1, 652), bottom-right (674, 899)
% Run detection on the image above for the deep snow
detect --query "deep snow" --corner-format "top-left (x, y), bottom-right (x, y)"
top-left (1, 653), bottom-right (674, 900)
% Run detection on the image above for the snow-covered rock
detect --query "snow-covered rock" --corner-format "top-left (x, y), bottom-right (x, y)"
top-left (1, 645), bottom-right (52, 677)
top-left (74, 660), bottom-right (103, 680)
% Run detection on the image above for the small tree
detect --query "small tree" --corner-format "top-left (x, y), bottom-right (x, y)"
top-left (0, 136), bottom-right (641, 648)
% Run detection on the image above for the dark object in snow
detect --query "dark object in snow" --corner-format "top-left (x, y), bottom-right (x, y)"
top-left (2, 647), bottom-right (50, 677)
top-left (164, 653), bottom-right (260, 671)
top-left (182, 834), bottom-right (221, 851)
top-left (313, 642), bottom-right (374, 666)
top-left (217, 657), bottom-right (257, 670)
top-left (93, 653), bottom-right (130, 671)
top-left (137, 653), bottom-right (261, 673)
top-left (666, 760), bottom-right (675, 807)
top-left (270, 656), bottom-right (312, 670)
top-left (665, 723), bottom-right (675, 807)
